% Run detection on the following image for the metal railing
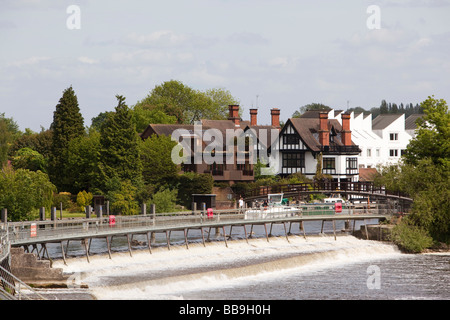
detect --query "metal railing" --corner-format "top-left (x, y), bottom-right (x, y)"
top-left (5, 203), bottom-right (390, 246)
top-left (0, 226), bottom-right (46, 300)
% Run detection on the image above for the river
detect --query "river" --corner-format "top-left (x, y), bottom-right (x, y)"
top-left (27, 221), bottom-right (449, 301)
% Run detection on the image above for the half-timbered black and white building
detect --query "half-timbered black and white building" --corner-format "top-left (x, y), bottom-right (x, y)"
top-left (273, 110), bottom-right (361, 184)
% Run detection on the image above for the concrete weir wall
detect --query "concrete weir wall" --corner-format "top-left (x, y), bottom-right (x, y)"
top-left (355, 224), bottom-right (394, 241)
top-left (10, 247), bottom-right (68, 286)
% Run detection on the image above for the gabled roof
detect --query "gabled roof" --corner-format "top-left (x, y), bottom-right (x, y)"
top-left (405, 114), bottom-right (424, 130)
top-left (287, 117), bottom-right (355, 152)
top-left (140, 123), bottom-right (212, 139)
top-left (372, 114), bottom-right (403, 130)
top-left (243, 124), bottom-right (279, 149)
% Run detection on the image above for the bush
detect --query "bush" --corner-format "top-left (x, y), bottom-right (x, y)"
top-left (52, 192), bottom-right (74, 210)
top-left (148, 188), bottom-right (178, 213)
top-left (106, 180), bottom-right (139, 215)
top-left (0, 167), bottom-right (56, 221)
top-left (177, 172), bottom-right (213, 208)
top-left (76, 190), bottom-right (93, 212)
top-left (390, 219), bottom-right (434, 253)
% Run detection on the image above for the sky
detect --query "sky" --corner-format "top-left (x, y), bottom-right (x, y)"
top-left (1, 0), bottom-right (450, 132)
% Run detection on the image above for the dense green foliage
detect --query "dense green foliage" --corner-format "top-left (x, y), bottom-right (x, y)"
top-left (98, 95), bottom-right (142, 190)
top-left (139, 80), bottom-right (239, 124)
top-left (0, 81), bottom-right (239, 219)
top-left (49, 87), bottom-right (85, 192)
top-left (149, 187), bottom-right (178, 213)
top-left (177, 172), bottom-right (214, 208)
top-left (0, 167), bottom-right (56, 221)
top-left (139, 134), bottom-right (178, 190)
top-left (376, 96), bottom-right (450, 249)
top-left (390, 220), bottom-right (434, 253)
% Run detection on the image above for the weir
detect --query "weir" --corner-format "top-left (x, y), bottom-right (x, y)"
top-left (4, 204), bottom-right (389, 264)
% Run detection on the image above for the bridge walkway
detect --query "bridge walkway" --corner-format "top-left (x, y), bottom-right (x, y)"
top-left (5, 204), bottom-right (391, 264)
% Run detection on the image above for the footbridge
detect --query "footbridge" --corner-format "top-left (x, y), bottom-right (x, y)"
top-left (243, 181), bottom-right (413, 205)
top-left (3, 203), bottom-right (393, 266)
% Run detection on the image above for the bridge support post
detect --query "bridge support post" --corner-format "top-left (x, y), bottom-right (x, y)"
top-left (200, 227), bottom-right (206, 247)
top-left (84, 239), bottom-right (90, 263)
top-left (60, 241), bottom-right (67, 265)
top-left (106, 236), bottom-right (112, 259)
top-left (184, 228), bottom-right (189, 250)
top-left (146, 232), bottom-right (152, 254)
top-left (243, 225), bottom-right (248, 244)
top-left (283, 222), bottom-right (290, 243)
top-left (301, 221), bottom-right (306, 239)
top-left (332, 220), bottom-right (336, 241)
top-left (126, 234), bottom-right (132, 257)
top-left (166, 231), bottom-right (171, 250)
top-left (223, 226), bottom-right (228, 248)
top-left (264, 224), bottom-right (269, 242)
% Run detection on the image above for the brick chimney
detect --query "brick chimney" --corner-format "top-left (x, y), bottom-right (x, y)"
top-left (250, 109), bottom-right (258, 126)
top-left (319, 112), bottom-right (329, 147)
top-left (228, 105), bottom-right (240, 127)
top-left (341, 113), bottom-right (352, 146)
top-left (271, 108), bottom-right (280, 129)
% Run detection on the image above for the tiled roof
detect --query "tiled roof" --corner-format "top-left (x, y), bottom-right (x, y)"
top-left (405, 114), bottom-right (424, 130)
top-left (372, 114), bottom-right (403, 130)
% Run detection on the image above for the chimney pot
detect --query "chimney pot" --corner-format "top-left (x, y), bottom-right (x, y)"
top-left (228, 105), bottom-right (240, 127)
top-left (341, 113), bottom-right (352, 146)
top-left (271, 108), bottom-right (280, 129)
top-left (250, 109), bottom-right (258, 126)
top-left (319, 112), bottom-right (329, 147)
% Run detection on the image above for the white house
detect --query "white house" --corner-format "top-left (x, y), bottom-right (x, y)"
top-left (273, 110), bottom-right (361, 184)
top-left (329, 110), bottom-right (418, 169)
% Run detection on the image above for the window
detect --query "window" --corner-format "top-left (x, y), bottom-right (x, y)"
top-left (376, 149), bottom-right (380, 157)
top-left (208, 163), bottom-right (224, 175)
top-left (346, 157), bottom-right (358, 169)
top-left (323, 157), bottom-right (336, 174)
top-left (346, 157), bottom-right (358, 174)
top-left (367, 148), bottom-right (372, 157)
top-left (389, 149), bottom-right (398, 157)
top-left (282, 152), bottom-right (305, 168)
top-left (390, 133), bottom-right (398, 141)
top-left (283, 134), bottom-right (299, 145)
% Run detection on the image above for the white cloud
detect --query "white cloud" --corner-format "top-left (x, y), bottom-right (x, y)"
top-left (78, 56), bottom-right (99, 64)
top-left (8, 56), bottom-right (51, 67)
top-left (122, 30), bottom-right (190, 48)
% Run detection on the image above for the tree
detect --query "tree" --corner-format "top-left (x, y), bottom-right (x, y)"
top-left (375, 96), bottom-right (450, 245)
top-left (404, 95), bottom-right (449, 168)
top-left (105, 179), bottom-right (139, 215)
top-left (177, 172), bottom-right (214, 208)
top-left (76, 190), bottom-right (93, 212)
top-left (292, 103), bottom-right (331, 118)
top-left (9, 129), bottom-right (53, 161)
top-left (0, 120), bottom-right (13, 166)
top-left (66, 129), bottom-right (101, 194)
top-left (98, 95), bottom-right (142, 191)
top-left (49, 86), bottom-right (85, 191)
top-left (0, 113), bottom-right (21, 166)
top-left (148, 187), bottom-right (178, 213)
top-left (140, 80), bottom-right (239, 124)
top-left (131, 104), bottom-right (177, 133)
top-left (139, 134), bottom-right (178, 190)
top-left (11, 147), bottom-right (47, 173)
top-left (0, 166), bottom-right (56, 221)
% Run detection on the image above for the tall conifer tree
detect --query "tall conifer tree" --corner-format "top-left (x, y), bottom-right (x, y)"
top-left (98, 95), bottom-right (142, 191)
top-left (49, 86), bottom-right (85, 192)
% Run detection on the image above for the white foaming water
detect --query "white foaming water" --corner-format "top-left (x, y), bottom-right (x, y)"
top-left (53, 235), bottom-right (402, 300)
